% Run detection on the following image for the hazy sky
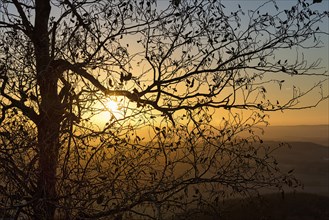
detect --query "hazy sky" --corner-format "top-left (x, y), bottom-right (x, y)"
top-left (86, 0), bottom-right (329, 126)
top-left (152, 0), bottom-right (328, 126)
top-left (260, 0), bottom-right (328, 125)
top-left (123, 0), bottom-right (329, 126)
top-left (222, 0), bottom-right (329, 125)
top-left (52, 0), bottom-right (329, 126)
top-left (5, 0), bottom-right (328, 126)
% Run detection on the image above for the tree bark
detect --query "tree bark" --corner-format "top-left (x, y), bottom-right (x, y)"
top-left (35, 103), bottom-right (61, 219)
top-left (33, 0), bottom-right (61, 219)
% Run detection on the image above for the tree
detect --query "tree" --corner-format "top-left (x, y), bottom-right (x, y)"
top-left (0, 0), bottom-right (328, 219)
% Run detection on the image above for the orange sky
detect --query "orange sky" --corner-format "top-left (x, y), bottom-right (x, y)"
top-left (106, 0), bottom-right (329, 127)
top-left (268, 99), bottom-right (328, 125)
top-left (60, 0), bottom-right (329, 127)
top-left (222, 1), bottom-right (329, 126)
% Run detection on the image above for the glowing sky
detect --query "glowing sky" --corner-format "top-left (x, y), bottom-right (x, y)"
top-left (5, 0), bottom-right (328, 126)
top-left (161, 0), bottom-right (329, 125)
top-left (246, 0), bottom-right (328, 125)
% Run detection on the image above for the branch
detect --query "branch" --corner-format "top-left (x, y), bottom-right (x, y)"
top-left (0, 103), bottom-right (13, 125)
top-left (12, 0), bottom-right (33, 36)
top-left (0, 75), bottom-right (39, 124)
top-left (63, 0), bottom-right (94, 35)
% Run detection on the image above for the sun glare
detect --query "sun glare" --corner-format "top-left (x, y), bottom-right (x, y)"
top-left (107, 100), bottom-right (119, 112)
top-left (92, 99), bottom-right (124, 126)
top-left (91, 96), bottom-right (139, 127)
top-left (105, 99), bottom-right (124, 120)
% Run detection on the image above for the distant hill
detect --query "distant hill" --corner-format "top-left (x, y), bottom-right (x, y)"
top-left (261, 125), bottom-right (329, 146)
top-left (169, 140), bottom-right (329, 220)
top-left (169, 127), bottom-right (329, 220)
top-left (266, 141), bottom-right (329, 196)
top-left (220, 193), bottom-right (329, 220)
top-left (171, 193), bottom-right (329, 220)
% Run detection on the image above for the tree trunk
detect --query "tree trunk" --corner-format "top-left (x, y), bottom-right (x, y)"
top-left (34, 75), bottom-right (62, 219)
top-left (33, 0), bottom-right (60, 218)
top-left (35, 107), bottom-right (61, 219)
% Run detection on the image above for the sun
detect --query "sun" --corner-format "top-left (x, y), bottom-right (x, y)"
top-left (92, 98), bottom-right (125, 126)
top-left (105, 99), bottom-right (124, 120)
top-left (106, 100), bottom-right (119, 112)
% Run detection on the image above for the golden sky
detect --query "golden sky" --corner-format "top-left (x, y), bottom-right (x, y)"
top-left (33, 0), bottom-right (329, 127)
